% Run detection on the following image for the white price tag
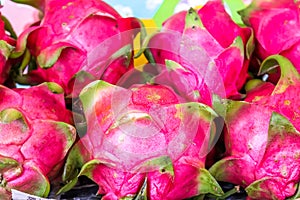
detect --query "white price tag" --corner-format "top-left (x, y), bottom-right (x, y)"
top-left (11, 189), bottom-right (56, 200)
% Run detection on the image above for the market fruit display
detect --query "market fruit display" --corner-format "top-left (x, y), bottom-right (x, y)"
top-left (1, 0), bottom-right (300, 199)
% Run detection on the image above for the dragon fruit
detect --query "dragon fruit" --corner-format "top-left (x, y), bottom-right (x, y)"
top-left (0, 13), bottom-right (15, 85)
top-left (0, 83), bottom-right (76, 199)
top-left (245, 55), bottom-right (300, 130)
top-left (59, 80), bottom-right (225, 199)
top-left (239, 0), bottom-right (300, 73)
top-left (209, 55), bottom-right (300, 199)
top-left (148, 0), bottom-right (253, 100)
top-left (0, 82), bottom-right (73, 124)
top-left (12, 0), bottom-right (142, 95)
top-left (210, 98), bottom-right (300, 199)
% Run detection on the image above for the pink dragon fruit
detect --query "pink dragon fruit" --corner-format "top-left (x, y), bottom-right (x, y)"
top-left (209, 55), bottom-right (300, 199)
top-left (239, 0), bottom-right (300, 73)
top-left (148, 1), bottom-right (253, 100)
top-left (0, 13), bottom-right (15, 85)
top-left (0, 83), bottom-right (76, 199)
top-left (0, 82), bottom-right (73, 124)
top-left (210, 99), bottom-right (300, 199)
top-left (245, 55), bottom-right (300, 130)
top-left (58, 80), bottom-right (225, 199)
top-left (12, 0), bottom-right (142, 95)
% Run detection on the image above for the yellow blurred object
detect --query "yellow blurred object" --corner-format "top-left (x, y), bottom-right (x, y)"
top-left (134, 19), bottom-right (159, 69)
top-left (194, 5), bottom-right (203, 10)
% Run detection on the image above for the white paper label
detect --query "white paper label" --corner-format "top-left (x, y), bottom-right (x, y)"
top-left (11, 189), bottom-right (56, 200)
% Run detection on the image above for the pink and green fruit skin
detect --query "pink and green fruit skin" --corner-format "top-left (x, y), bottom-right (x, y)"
top-left (210, 98), bottom-right (300, 200)
top-left (60, 80), bottom-right (224, 199)
top-left (13, 0), bottom-right (141, 95)
top-left (0, 13), bottom-right (15, 84)
top-left (148, 1), bottom-right (253, 100)
top-left (210, 56), bottom-right (300, 199)
top-left (239, 0), bottom-right (300, 73)
top-left (0, 82), bottom-right (73, 124)
top-left (245, 55), bottom-right (300, 131)
top-left (0, 83), bottom-right (76, 199)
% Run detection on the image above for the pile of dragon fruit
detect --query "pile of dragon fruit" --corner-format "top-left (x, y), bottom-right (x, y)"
top-left (1, 0), bottom-right (300, 199)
